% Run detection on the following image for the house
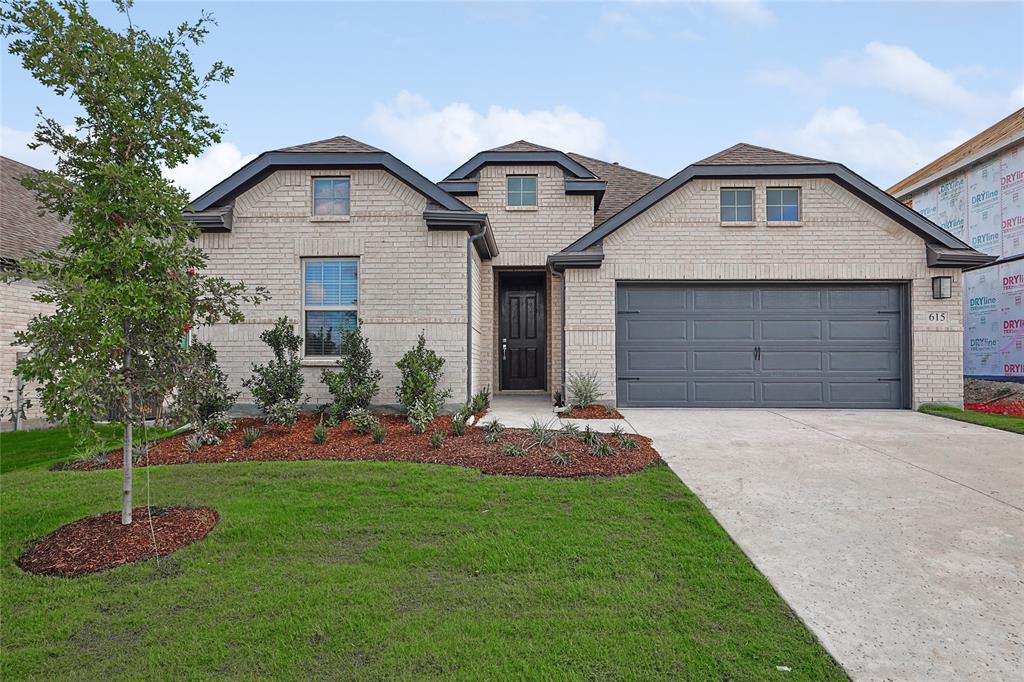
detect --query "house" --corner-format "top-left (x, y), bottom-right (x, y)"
top-left (185, 136), bottom-right (991, 411)
top-left (888, 108), bottom-right (1024, 382)
top-left (1, 156), bottom-right (70, 431)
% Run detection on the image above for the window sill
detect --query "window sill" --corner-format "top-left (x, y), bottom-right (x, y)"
top-left (720, 221), bottom-right (756, 228)
top-left (310, 215), bottom-right (351, 223)
top-left (505, 205), bottom-right (538, 212)
top-left (767, 221), bottom-right (803, 227)
top-left (301, 357), bottom-right (339, 367)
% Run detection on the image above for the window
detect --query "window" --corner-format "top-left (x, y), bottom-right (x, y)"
top-left (720, 188), bottom-right (753, 222)
top-left (507, 175), bottom-right (537, 207)
top-left (312, 177), bottom-right (350, 216)
top-left (303, 259), bottom-right (358, 356)
top-left (767, 188), bottom-right (800, 222)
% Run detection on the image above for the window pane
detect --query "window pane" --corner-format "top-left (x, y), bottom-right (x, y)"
top-left (507, 176), bottom-right (521, 192)
top-left (305, 311), bottom-right (357, 356)
top-left (767, 205), bottom-right (783, 222)
top-left (304, 262), bottom-right (323, 304)
top-left (521, 190), bottom-right (537, 206)
top-left (721, 205), bottom-right (736, 222)
top-left (782, 189), bottom-right (798, 205)
top-left (736, 190), bottom-right (753, 209)
top-left (305, 260), bottom-right (357, 306)
top-left (521, 176), bottom-right (537, 192)
top-left (313, 179), bottom-right (350, 215)
top-left (314, 179), bottom-right (334, 199)
top-left (782, 204), bottom-right (799, 221)
top-left (766, 189), bottom-right (781, 207)
top-left (721, 189), bottom-right (735, 207)
top-left (736, 205), bottom-right (753, 222)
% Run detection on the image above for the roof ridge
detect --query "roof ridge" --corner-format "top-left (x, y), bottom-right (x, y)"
top-left (566, 152), bottom-right (664, 180)
top-left (276, 135), bottom-right (383, 153)
top-left (694, 142), bottom-right (827, 166)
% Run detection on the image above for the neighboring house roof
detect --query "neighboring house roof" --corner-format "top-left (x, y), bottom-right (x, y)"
top-left (276, 135), bottom-right (383, 153)
top-left (551, 143), bottom-right (991, 271)
top-left (887, 107), bottom-right (1024, 197)
top-left (0, 156), bottom-right (69, 266)
top-left (567, 153), bottom-right (664, 226)
top-left (695, 143), bottom-right (826, 166)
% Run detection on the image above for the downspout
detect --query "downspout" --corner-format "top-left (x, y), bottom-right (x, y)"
top-left (466, 226), bottom-right (486, 404)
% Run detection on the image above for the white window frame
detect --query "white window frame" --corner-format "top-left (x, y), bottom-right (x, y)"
top-left (506, 174), bottom-right (538, 207)
top-left (766, 187), bottom-right (801, 223)
top-left (311, 177), bottom-right (351, 218)
top-left (720, 187), bottom-right (755, 223)
top-left (301, 257), bottom-right (359, 359)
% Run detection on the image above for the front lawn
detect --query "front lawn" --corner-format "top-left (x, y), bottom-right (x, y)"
top-left (919, 404), bottom-right (1024, 435)
top-left (1, 428), bottom-right (845, 680)
top-left (1, 423), bottom-right (177, 474)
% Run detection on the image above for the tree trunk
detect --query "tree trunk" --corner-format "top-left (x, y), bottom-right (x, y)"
top-left (122, 346), bottom-right (133, 525)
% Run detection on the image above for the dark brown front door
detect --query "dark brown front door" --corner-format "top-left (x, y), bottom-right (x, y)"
top-left (500, 273), bottom-right (546, 390)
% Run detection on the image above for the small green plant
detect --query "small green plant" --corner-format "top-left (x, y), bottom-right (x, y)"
top-left (560, 422), bottom-right (582, 439)
top-left (312, 418), bottom-right (328, 445)
top-left (470, 386), bottom-right (490, 414)
top-left (552, 390), bottom-right (564, 408)
top-left (567, 370), bottom-right (604, 409)
top-left (242, 427), bottom-right (260, 448)
top-left (184, 433), bottom-right (204, 453)
top-left (610, 424), bottom-right (626, 438)
top-left (483, 418), bottom-right (504, 436)
top-left (407, 399), bottom-right (434, 434)
top-left (618, 434), bottom-right (639, 449)
top-left (590, 437), bottom-right (617, 458)
top-left (484, 429), bottom-right (501, 444)
top-left (349, 407), bottom-right (380, 435)
top-left (371, 423), bottom-right (387, 444)
top-left (580, 426), bottom-right (601, 446)
top-left (430, 428), bottom-right (445, 449)
top-left (550, 448), bottom-right (570, 466)
top-left (502, 442), bottom-right (527, 457)
top-left (528, 418), bottom-right (555, 447)
top-left (451, 412), bottom-right (467, 437)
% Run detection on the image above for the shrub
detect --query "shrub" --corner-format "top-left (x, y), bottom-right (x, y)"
top-left (550, 448), bottom-right (570, 466)
top-left (407, 399), bottom-right (434, 434)
top-left (470, 387), bottom-right (490, 414)
top-left (172, 341), bottom-right (238, 444)
top-left (244, 317), bottom-right (306, 426)
top-left (371, 423), bottom-right (387, 444)
top-left (451, 412), bottom-right (467, 437)
top-left (396, 332), bottom-right (451, 426)
top-left (430, 428), bottom-right (445, 449)
top-left (312, 418), bottom-right (328, 445)
top-left (242, 427), bottom-right (260, 448)
top-left (320, 321), bottom-right (382, 418)
top-left (502, 442), bottom-right (527, 457)
top-left (567, 371), bottom-right (603, 409)
top-left (590, 438), bottom-right (617, 458)
top-left (348, 407), bottom-right (380, 435)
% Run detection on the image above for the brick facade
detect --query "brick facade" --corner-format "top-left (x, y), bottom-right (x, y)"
top-left (0, 278), bottom-right (53, 430)
top-left (562, 178), bottom-right (964, 407)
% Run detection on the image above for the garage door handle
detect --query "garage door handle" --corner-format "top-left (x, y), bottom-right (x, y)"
top-left (876, 378), bottom-right (901, 382)
top-left (618, 376), bottom-right (641, 381)
top-left (877, 310), bottom-right (901, 314)
top-left (618, 310), bottom-right (640, 315)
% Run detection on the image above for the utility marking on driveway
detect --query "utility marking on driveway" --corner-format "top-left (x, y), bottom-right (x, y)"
top-left (767, 410), bottom-right (1024, 514)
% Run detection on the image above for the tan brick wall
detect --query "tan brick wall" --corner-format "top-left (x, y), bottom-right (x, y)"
top-left (1, 278), bottom-right (53, 430)
top-left (461, 164), bottom-right (592, 394)
top-left (563, 178), bottom-right (964, 408)
top-left (197, 168), bottom-right (470, 410)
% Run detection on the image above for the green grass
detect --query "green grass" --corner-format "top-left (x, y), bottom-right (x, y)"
top-left (1, 428), bottom-right (845, 681)
top-left (1, 423), bottom-right (176, 474)
top-left (919, 404), bottom-right (1024, 435)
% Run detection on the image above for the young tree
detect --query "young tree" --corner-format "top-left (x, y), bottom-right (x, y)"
top-left (1, 0), bottom-right (266, 523)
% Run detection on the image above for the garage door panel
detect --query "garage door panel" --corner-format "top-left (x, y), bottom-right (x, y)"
top-left (616, 283), bottom-right (905, 408)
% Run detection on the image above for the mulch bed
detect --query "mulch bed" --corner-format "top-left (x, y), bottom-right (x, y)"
top-left (965, 401), bottom-right (1024, 417)
top-left (16, 506), bottom-right (218, 578)
top-left (561, 405), bottom-right (625, 419)
top-left (65, 414), bottom-right (660, 478)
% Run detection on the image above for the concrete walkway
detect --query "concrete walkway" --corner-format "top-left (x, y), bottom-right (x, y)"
top-left (620, 408), bottom-right (1023, 681)
top-left (486, 394), bottom-right (635, 433)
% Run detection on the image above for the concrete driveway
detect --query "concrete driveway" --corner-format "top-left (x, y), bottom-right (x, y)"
top-left (620, 409), bottom-right (1023, 681)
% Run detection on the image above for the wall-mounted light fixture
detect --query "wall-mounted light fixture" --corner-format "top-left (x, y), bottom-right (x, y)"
top-left (932, 275), bottom-right (952, 299)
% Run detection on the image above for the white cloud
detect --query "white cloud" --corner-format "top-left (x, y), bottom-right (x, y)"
top-left (163, 142), bottom-right (257, 200)
top-left (367, 91), bottom-right (610, 174)
top-left (760, 106), bottom-right (950, 185)
top-left (715, 0), bottom-right (775, 28)
top-left (1, 126), bottom-right (58, 170)
top-left (588, 10), bottom-right (652, 41)
top-left (823, 42), bottom-right (993, 114)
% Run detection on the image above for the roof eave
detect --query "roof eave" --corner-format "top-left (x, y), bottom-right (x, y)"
top-left (926, 244), bottom-right (998, 269)
top-left (547, 250), bottom-right (604, 273)
top-left (444, 150), bottom-right (598, 181)
top-left (423, 209), bottom-right (498, 260)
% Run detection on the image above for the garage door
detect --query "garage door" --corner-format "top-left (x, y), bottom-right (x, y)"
top-left (616, 283), bottom-right (906, 408)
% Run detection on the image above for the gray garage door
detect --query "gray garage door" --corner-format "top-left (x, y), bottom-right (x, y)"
top-left (616, 283), bottom-right (906, 408)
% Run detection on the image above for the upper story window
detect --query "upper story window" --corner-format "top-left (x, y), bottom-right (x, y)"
top-left (312, 177), bottom-right (351, 217)
top-left (767, 188), bottom-right (800, 222)
top-left (720, 188), bottom-right (753, 222)
top-left (303, 258), bottom-right (358, 357)
top-left (507, 175), bottom-right (537, 207)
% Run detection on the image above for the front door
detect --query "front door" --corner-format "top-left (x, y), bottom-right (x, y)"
top-left (500, 273), bottom-right (546, 390)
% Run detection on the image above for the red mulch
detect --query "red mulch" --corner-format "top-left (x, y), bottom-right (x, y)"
top-left (965, 401), bottom-right (1024, 417)
top-left (561, 405), bottom-right (625, 419)
top-left (65, 414), bottom-right (660, 478)
top-left (16, 506), bottom-right (218, 578)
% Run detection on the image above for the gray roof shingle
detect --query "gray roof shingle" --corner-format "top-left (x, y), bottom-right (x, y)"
top-left (276, 135), bottom-right (382, 153)
top-left (567, 153), bottom-right (665, 226)
top-left (486, 140), bottom-right (559, 153)
top-left (694, 143), bottom-right (826, 166)
top-left (1, 156), bottom-right (69, 262)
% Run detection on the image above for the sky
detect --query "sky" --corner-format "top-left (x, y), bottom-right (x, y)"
top-left (2, 0), bottom-right (1022, 199)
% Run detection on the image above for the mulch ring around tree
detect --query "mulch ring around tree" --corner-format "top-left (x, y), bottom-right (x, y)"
top-left (560, 405), bottom-right (625, 419)
top-left (16, 506), bottom-right (218, 578)
top-left (64, 414), bottom-right (660, 478)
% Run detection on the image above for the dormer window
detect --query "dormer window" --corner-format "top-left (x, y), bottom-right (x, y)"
top-left (720, 188), bottom-right (753, 222)
top-left (313, 177), bottom-right (351, 217)
top-left (507, 175), bottom-right (537, 207)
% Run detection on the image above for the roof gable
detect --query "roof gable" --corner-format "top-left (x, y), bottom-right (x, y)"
top-left (695, 143), bottom-right (826, 166)
top-left (487, 140), bottom-right (559, 153)
top-left (276, 135), bottom-right (382, 153)
top-left (1, 156), bottom-right (69, 263)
